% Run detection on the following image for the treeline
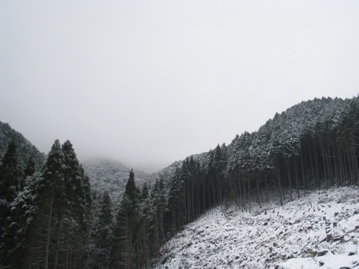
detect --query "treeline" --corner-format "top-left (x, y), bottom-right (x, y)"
top-left (152, 96), bottom-right (359, 263)
top-left (0, 139), bottom-right (91, 269)
top-left (226, 96), bottom-right (359, 208)
top-left (80, 169), bottom-right (168, 268)
top-left (162, 97), bottom-right (359, 239)
top-left (0, 137), bottom-right (168, 269)
top-left (87, 150), bottom-right (228, 268)
top-left (1, 96), bottom-right (359, 269)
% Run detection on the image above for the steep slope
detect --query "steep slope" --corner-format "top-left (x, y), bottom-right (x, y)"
top-left (226, 97), bottom-right (357, 174)
top-left (155, 186), bottom-right (359, 269)
top-left (148, 151), bottom-right (210, 183)
top-left (83, 158), bottom-right (148, 202)
top-left (0, 121), bottom-right (45, 168)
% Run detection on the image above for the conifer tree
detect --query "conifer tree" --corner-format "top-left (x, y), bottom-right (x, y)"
top-left (23, 139), bottom-right (66, 269)
top-left (137, 183), bottom-right (153, 268)
top-left (23, 155), bottom-right (36, 180)
top-left (0, 139), bottom-right (19, 202)
top-left (111, 170), bottom-right (140, 269)
top-left (62, 140), bottom-right (89, 266)
top-left (149, 178), bottom-right (167, 258)
top-left (5, 172), bottom-right (41, 268)
top-left (0, 139), bottom-right (20, 266)
top-left (91, 191), bottom-right (113, 269)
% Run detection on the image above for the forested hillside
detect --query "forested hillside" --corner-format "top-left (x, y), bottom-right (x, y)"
top-left (157, 97), bottom-right (359, 238)
top-left (0, 121), bottom-right (45, 169)
top-left (1, 96), bottom-right (359, 269)
top-left (0, 139), bottom-right (91, 268)
top-left (105, 96), bottom-right (359, 268)
top-left (83, 158), bottom-right (148, 204)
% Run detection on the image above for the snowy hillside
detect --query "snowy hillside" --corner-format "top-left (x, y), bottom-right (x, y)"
top-left (147, 160), bottom-right (182, 183)
top-left (148, 151), bottom-right (210, 183)
top-left (83, 158), bottom-right (148, 202)
top-left (155, 186), bottom-right (359, 269)
top-left (0, 121), bottom-right (45, 168)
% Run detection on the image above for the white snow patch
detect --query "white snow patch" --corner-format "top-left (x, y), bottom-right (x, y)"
top-left (154, 186), bottom-right (359, 269)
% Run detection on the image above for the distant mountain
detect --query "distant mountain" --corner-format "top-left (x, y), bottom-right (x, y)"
top-left (82, 158), bottom-right (149, 203)
top-left (0, 121), bottom-right (45, 169)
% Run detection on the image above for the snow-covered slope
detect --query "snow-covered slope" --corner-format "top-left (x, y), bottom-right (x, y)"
top-left (155, 186), bottom-right (359, 269)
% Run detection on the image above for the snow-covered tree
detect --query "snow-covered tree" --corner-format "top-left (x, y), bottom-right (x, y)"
top-left (0, 139), bottom-right (21, 266)
top-left (111, 170), bottom-right (140, 269)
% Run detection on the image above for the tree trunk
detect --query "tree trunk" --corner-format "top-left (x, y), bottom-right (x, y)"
top-left (45, 189), bottom-right (55, 269)
top-left (295, 159), bottom-right (299, 199)
top-left (256, 173), bottom-right (262, 208)
top-left (277, 165), bottom-right (283, 206)
top-left (287, 159), bottom-right (293, 201)
top-left (54, 216), bottom-right (64, 269)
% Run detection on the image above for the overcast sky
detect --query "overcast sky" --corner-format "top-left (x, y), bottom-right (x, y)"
top-left (1, 1), bottom-right (358, 172)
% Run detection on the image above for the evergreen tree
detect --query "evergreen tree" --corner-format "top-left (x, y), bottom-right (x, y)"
top-left (137, 183), bottom-right (153, 268)
top-left (23, 155), bottom-right (36, 180)
top-left (22, 139), bottom-right (92, 269)
top-left (111, 170), bottom-right (140, 269)
top-left (90, 191), bottom-right (113, 269)
top-left (5, 172), bottom-right (41, 268)
top-left (149, 178), bottom-right (167, 259)
top-left (0, 139), bottom-right (20, 266)
top-left (167, 167), bottom-right (185, 233)
top-left (22, 139), bottom-right (66, 269)
top-left (62, 140), bottom-right (89, 266)
top-left (0, 139), bottom-right (19, 202)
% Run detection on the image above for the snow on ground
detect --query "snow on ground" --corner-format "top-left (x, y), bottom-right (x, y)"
top-left (154, 186), bottom-right (359, 269)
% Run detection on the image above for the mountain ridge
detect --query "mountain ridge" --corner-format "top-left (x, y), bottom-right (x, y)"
top-left (0, 121), bottom-right (45, 169)
top-left (82, 157), bottom-right (149, 202)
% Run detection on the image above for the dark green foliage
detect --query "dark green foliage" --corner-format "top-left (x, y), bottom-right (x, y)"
top-left (147, 178), bottom-right (166, 258)
top-left (23, 155), bottom-right (36, 180)
top-left (0, 139), bottom-right (20, 201)
top-left (166, 155), bottom-right (216, 235)
top-left (224, 96), bottom-right (359, 208)
top-left (2, 96), bottom-right (359, 269)
top-left (0, 121), bottom-right (45, 169)
top-left (162, 96), bottom-right (359, 246)
top-left (111, 170), bottom-right (141, 269)
top-left (89, 191), bottom-right (113, 269)
top-left (0, 139), bottom-right (20, 266)
top-left (5, 173), bottom-right (41, 268)
top-left (22, 139), bottom-right (92, 269)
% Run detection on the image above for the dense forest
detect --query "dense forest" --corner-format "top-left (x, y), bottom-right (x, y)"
top-left (1, 96), bottom-right (359, 268)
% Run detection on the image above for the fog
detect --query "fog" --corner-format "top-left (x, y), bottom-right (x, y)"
top-left (1, 1), bottom-right (358, 172)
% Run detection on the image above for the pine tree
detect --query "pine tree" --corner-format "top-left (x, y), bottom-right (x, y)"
top-left (0, 139), bottom-right (19, 202)
top-left (62, 140), bottom-right (89, 267)
top-left (5, 172), bottom-right (41, 268)
top-left (148, 178), bottom-right (167, 259)
top-left (22, 139), bottom-right (92, 269)
top-left (0, 139), bottom-right (20, 266)
top-left (167, 167), bottom-right (185, 233)
top-left (91, 191), bottom-right (113, 269)
top-left (23, 155), bottom-right (36, 180)
top-left (111, 170), bottom-right (140, 269)
top-left (22, 139), bottom-right (66, 269)
top-left (137, 183), bottom-right (153, 268)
